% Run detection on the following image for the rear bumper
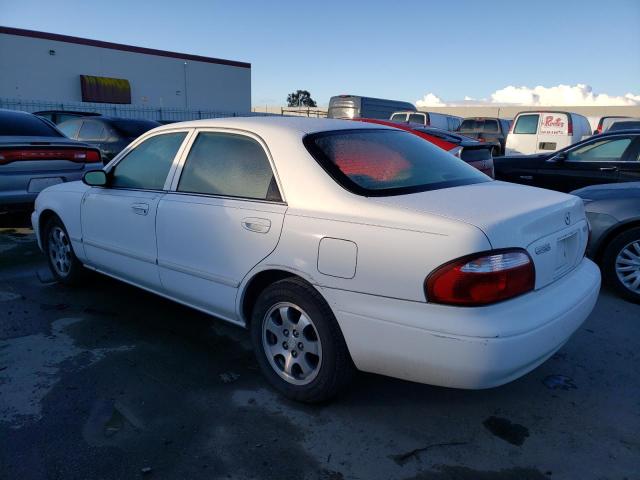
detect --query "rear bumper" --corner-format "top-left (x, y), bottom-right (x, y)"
top-left (324, 258), bottom-right (600, 389)
top-left (0, 168), bottom-right (87, 212)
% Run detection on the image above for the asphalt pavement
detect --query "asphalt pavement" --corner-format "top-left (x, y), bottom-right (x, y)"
top-left (1, 227), bottom-right (638, 480)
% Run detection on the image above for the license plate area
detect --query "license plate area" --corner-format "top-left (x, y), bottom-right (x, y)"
top-left (28, 177), bottom-right (63, 193)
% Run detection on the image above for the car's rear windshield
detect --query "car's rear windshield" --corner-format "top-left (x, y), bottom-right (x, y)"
top-left (111, 119), bottom-right (160, 138)
top-left (303, 129), bottom-right (490, 196)
top-left (0, 112), bottom-right (62, 137)
top-left (459, 119), bottom-right (499, 133)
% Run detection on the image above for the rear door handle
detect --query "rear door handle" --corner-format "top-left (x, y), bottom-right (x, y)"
top-left (599, 166), bottom-right (618, 172)
top-left (131, 203), bottom-right (149, 215)
top-left (519, 175), bottom-right (534, 180)
top-left (241, 217), bottom-right (271, 233)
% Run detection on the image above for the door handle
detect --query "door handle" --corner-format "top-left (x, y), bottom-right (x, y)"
top-left (241, 217), bottom-right (271, 234)
top-left (599, 166), bottom-right (618, 172)
top-left (519, 175), bottom-right (534, 180)
top-left (131, 203), bottom-right (149, 215)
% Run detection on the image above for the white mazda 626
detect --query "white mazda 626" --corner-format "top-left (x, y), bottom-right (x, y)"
top-left (32, 117), bottom-right (600, 402)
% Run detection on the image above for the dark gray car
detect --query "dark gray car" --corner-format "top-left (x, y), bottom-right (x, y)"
top-left (572, 182), bottom-right (640, 303)
top-left (0, 109), bottom-right (101, 215)
top-left (57, 116), bottom-right (160, 163)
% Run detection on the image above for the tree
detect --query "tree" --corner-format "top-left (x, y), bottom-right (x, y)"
top-left (286, 90), bottom-right (317, 108)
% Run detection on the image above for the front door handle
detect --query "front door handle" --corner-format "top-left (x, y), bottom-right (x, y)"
top-left (599, 166), bottom-right (618, 172)
top-left (131, 203), bottom-right (149, 215)
top-left (241, 217), bottom-right (271, 234)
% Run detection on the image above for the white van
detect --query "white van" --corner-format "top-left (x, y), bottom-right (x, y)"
top-left (390, 111), bottom-right (462, 131)
top-left (505, 111), bottom-right (591, 155)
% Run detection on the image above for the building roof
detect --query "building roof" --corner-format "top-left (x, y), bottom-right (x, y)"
top-left (0, 25), bottom-right (250, 69)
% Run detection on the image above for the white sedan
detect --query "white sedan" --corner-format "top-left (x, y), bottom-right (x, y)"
top-left (32, 117), bottom-right (601, 402)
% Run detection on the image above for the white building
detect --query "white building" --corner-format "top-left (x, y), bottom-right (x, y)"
top-left (0, 26), bottom-right (251, 119)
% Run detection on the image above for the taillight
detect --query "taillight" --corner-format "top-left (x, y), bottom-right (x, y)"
top-left (450, 146), bottom-right (463, 158)
top-left (567, 119), bottom-right (573, 135)
top-left (0, 148), bottom-right (100, 165)
top-left (425, 249), bottom-right (535, 306)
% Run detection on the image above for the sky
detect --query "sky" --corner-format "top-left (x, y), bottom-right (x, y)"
top-left (1, 0), bottom-right (639, 107)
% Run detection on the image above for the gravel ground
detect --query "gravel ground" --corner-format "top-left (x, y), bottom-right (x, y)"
top-left (0, 227), bottom-right (638, 480)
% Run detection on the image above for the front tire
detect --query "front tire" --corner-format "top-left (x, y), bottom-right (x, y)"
top-left (43, 215), bottom-right (84, 285)
top-left (250, 278), bottom-right (354, 403)
top-left (602, 227), bottom-right (640, 304)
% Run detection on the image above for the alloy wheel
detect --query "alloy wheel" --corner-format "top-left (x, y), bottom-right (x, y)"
top-left (48, 226), bottom-right (72, 278)
top-left (261, 302), bottom-right (323, 386)
top-left (615, 239), bottom-right (640, 295)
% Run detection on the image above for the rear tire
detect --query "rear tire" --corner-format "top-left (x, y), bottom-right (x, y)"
top-left (602, 227), bottom-right (640, 304)
top-left (43, 215), bottom-right (84, 285)
top-left (250, 277), bottom-right (355, 403)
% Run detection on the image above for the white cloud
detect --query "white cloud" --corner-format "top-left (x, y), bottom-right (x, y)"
top-left (416, 84), bottom-right (640, 107)
top-left (416, 93), bottom-right (446, 107)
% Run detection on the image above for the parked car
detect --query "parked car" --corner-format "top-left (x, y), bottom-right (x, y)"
top-left (34, 110), bottom-right (101, 125)
top-left (495, 130), bottom-right (640, 192)
top-left (389, 111), bottom-right (462, 131)
top-left (327, 95), bottom-right (416, 120)
top-left (572, 182), bottom-right (640, 303)
top-left (593, 116), bottom-right (634, 134)
top-left (32, 117), bottom-right (599, 402)
top-left (0, 109), bottom-right (101, 215)
top-left (457, 117), bottom-right (512, 156)
top-left (354, 118), bottom-right (494, 176)
top-left (608, 120), bottom-right (640, 132)
top-left (505, 111), bottom-right (592, 155)
top-left (57, 116), bottom-right (160, 163)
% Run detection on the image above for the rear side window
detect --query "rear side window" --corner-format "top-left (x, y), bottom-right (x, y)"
top-left (0, 112), bottom-right (62, 137)
top-left (77, 121), bottom-right (106, 141)
top-left (304, 129), bottom-right (489, 196)
top-left (567, 137), bottom-right (632, 162)
top-left (111, 132), bottom-right (187, 190)
top-left (177, 132), bottom-right (281, 201)
top-left (58, 120), bottom-right (82, 139)
top-left (461, 147), bottom-right (492, 162)
top-left (390, 113), bottom-right (407, 122)
top-left (513, 115), bottom-right (539, 134)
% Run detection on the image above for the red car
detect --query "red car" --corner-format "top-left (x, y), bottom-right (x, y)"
top-left (352, 118), bottom-right (494, 177)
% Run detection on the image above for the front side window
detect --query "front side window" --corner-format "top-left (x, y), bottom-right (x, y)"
top-left (567, 137), bottom-right (632, 162)
top-left (111, 132), bottom-right (187, 190)
top-left (408, 114), bottom-right (425, 125)
top-left (513, 115), bottom-right (539, 134)
top-left (177, 132), bottom-right (281, 201)
top-left (304, 129), bottom-right (489, 196)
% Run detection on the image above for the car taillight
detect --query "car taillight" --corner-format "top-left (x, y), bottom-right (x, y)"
top-left (0, 148), bottom-right (100, 165)
top-left (450, 146), bottom-right (463, 158)
top-left (425, 249), bottom-right (535, 306)
top-left (567, 119), bottom-right (573, 135)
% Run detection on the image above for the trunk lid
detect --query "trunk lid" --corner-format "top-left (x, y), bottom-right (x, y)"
top-left (373, 181), bottom-right (588, 289)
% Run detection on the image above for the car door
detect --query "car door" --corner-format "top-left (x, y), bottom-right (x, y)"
top-left (156, 130), bottom-right (287, 322)
top-left (81, 130), bottom-right (192, 290)
top-left (508, 114), bottom-right (539, 154)
top-left (617, 136), bottom-right (640, 183)
top-left (540, 135), bottom-right (637, 192)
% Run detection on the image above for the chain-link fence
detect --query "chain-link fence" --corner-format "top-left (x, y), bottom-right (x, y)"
top-left (0, 98), bottom-right (275, 121)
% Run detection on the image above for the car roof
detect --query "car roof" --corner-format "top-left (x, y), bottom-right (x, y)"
top-left (152, 116), bottom-right (392, 136)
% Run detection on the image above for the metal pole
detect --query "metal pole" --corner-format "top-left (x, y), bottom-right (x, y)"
top-left (183, 62), bottom-right (188, 109)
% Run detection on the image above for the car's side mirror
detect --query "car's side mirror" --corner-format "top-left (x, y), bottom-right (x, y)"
top-left (553, 152), bottom-right (567, 162)
top-left (82, 170), bottom-right (108, 187)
